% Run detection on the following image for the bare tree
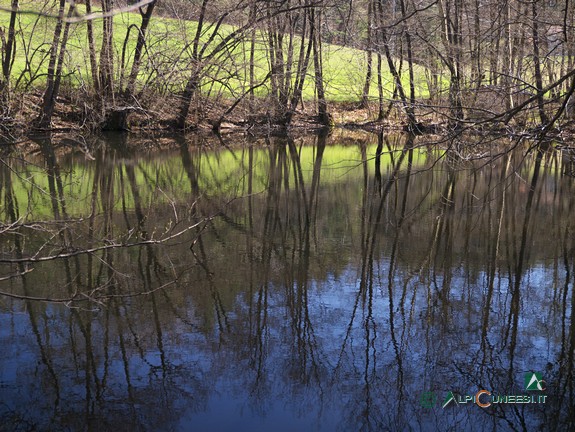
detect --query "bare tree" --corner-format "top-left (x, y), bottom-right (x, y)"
top-left (0, 0), bottom-right (19, 112)
top-left (36, 0), bottom-right (73, 129)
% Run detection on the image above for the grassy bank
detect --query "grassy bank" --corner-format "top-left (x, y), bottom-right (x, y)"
top-left (0, 0), bottom-right (433, 132)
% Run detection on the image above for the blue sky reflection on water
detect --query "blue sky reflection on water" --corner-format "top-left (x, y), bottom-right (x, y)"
top-left (0, 133), bottom-right (574, 431)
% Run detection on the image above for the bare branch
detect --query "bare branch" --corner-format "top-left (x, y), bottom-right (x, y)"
top-left (0, 267), bottom-right (34, 282)
top-left (0, 215), bottom-right (215, 264)
top-left (0, 0), bottom-right (156, 23)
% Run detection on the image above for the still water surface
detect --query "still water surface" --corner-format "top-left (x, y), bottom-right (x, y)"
top-left (0, 132), bottom-right (574, 431)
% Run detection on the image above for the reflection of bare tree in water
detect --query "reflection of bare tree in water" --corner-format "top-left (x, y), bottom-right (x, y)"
top-left (553, 158), bottom-right (575, 431)
top-left (0, 134), bottom-right (217, 429)
top-left (506, 148), bottom-right (544, 370)
top-left (249, 141), bottom-right (284, 384)
top-left (479, 152), bottom-right (511, 368)
top-left (286, 135), bottom-right (325, 385)
top-left (0, 136), bottom-right (211, 303)
top-left (178, 136), bottom-right (229, 335)
top-left (247, 135), bottom-right (327, 395)
top-left (334, 133), bottom-right (415, 430)
top-left (429, 143), bottom-right (573, 430)
top-left (520, 147), bottom-right (575, 432)
top-left (555, 238), bottom-right (575, 430)
top-left (0, 148), bottom-right (61, 429)
top-left (2, 132), bottom-right (575, 430)
top-left (497, 145), bottom-right (571, 430)
top-left (431, 151), bottom-right (457, 317)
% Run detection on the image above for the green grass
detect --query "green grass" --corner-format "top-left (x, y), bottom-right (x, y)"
top-left (0, 0), bottom-right (433, 103)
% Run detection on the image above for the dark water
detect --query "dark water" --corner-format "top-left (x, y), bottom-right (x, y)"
top-left (1, 132), bottom-right (574, 431)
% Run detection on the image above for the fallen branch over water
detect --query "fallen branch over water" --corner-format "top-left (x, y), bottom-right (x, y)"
top-left (0, 216), bottom-right (214, 264)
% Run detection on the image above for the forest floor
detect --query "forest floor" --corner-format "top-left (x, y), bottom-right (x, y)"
top-left (3, 90), bottom-right (575, 155)
top-left (1, 90), bottom-right (413, 142)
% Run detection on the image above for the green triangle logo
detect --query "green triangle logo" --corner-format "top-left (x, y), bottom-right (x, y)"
top-left (442, 391), bottom-right (456, 408)
top-left (525, 372), bottom-right (545, 391)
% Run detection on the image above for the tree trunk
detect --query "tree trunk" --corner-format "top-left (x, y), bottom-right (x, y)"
top-left (249, 1), bottom-right (257, 107)
top-left (37, 1), bottom-right (72, 129)
top-left (311, 8), bottom-right (330, 126)
top-left (176, 0), bottom-right (208, 128)
top-left (360, 0), bottom-right (373, 108)
top-left (125, 0), bottom-right (157, 97)
top-left (437, 0), bottom-right (464, 128)
top-left (531, 0), bottom-right (549, 124)
top-left (100, 0), bottom-right (115, 99)
top-left (85, 0), bottom-right (100, 92)
top-left (286, 7), bottom-right (313, 126)
top-left (0, 0), bottom-right (18, 113)
top-left (375, 0), bottom-right (417, 128)
top-left (399, 0), bottom-right (415, 107)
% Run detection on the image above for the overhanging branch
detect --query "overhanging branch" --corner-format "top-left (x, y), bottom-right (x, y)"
top-left (0, 0), bottom-right (156, 23)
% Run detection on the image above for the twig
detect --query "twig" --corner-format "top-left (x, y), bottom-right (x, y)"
top-left (0, 216), bottom-right (214, 263)
top-left (0, 267), bottom-right (34, 282)
top-left (0, 0), bottom-right (156, 24)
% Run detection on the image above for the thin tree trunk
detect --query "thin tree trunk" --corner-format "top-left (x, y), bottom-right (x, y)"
top-left (177, 0), bottom-right (209, 128)
top-left (37, 0), bottom-right (71, 129)
top-left (85, 0), bottom-right (99, 92)
top-left (377, 52), bottom-right (384, 120)
top-left (399, 0), bottom-right (415, 107)
top-left (1, 1), bottom-right (18, 89)
top-left (286, 5), bottom-right (313, 126)
top-left (249, 1), bottom-right (257, 107)
top-left (100, 0), bottom-right (115, 99)
top-left (531, 0), bottom-right (549, 124)
top-left (437, 0), bottom-right (463, 128)
top-left (311, 8), bottom-right (329, 125)
top-left (376, 0), bottom-right (417, 127)
top-left (471, 0), bottom-right (481, 87)
top-left (360, 0), bottom-right (373, 108)
top-left (0, 0), bottom-right (18, 114)
top-left (125, 0), bottom-right (157, 97)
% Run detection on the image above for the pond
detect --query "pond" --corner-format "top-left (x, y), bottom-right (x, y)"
top-left (0, 131), bottom-right (574, 431)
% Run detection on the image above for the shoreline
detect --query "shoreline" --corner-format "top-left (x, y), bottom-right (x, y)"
top-left (2, 93), bottom-right (574, 155)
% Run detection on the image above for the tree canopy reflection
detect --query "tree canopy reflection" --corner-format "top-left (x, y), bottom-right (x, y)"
top-left (0, 132), bottom-right (574, 431)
